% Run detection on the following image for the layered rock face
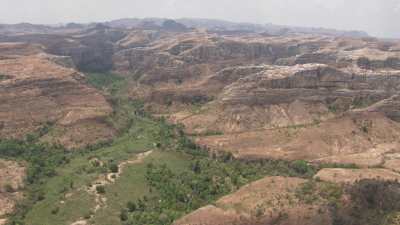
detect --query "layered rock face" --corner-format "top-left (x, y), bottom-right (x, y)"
top-left (113, 33), bottom-right (322, 82)
top-left (177, 64), bottom-right (400, 133)
top-left (0, 43), bottom-right (114, 148)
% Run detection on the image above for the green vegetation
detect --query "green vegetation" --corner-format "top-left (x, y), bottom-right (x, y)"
top-left (295, 179), bottom-right (400, 225)
top-left (86, 72), bottom-right (126, 94)
top-left (295, 180), bottom-right (343, 205)
top-left (0, 138), bottom-right (79, 225)
top-left (319, 182), bottom-right (343, 207)
top-left (109, 163), bottom-right (119, 173)
top-left (352, 96), bottom-right (374, 109)
top-left (295, 180), bottom-right (319, 204)
top-left (319, 162), bottom-right (359, 169)
top-left (292, 160), bottom-right (315, 175)
top-left (91, 150), bottom-right (192, 225)
top-left (119, 154), bottom-right (315, 225)
top-left (328, 104), bottom-right (338, 113)
top-left (191, 129), bottom-right (224, 137)
top-left (96, 185), bottom-right (106, 194)
top-left (0, 74), bottom-right (10, 80)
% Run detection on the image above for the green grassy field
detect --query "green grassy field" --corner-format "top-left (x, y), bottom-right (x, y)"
top-left (91, 150), bottom-right (192, 225)
top-left (21, 103), bottom-right (184, 225)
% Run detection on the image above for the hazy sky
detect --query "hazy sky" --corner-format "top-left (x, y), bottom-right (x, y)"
top-left (1, 0), bottom-right (400, 38)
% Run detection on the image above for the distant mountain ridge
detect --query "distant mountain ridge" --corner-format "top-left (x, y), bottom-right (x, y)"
top-left (0, 17), bottom-right (369, 38)
top-left (104, 17), bottom-right (369, 38)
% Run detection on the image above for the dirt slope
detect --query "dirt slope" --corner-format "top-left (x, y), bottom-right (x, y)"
top-left (0, 159), bottom-right (25, 225)
top-left (0, 43), bottom-right (115, 148)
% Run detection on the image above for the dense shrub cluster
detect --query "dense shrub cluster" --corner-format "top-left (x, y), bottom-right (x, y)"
top-left (332, 179), bottom-right (400, 225)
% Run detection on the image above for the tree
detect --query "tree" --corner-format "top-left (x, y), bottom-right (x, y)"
top-left (292, 160), bottom-right (311, 175)
top-left (96, 185), bottom-right (106, 194)
top-left (120, 209), bottom-right (128, 221)
top-left (127, 201), bottom-right (137, 212)
top-left (109, 163), bottom-right (119, 173)
top-left (192, 160), bottom-right (201, 174)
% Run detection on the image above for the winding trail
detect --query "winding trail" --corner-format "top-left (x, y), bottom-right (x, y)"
top-left (70, 150), bottom-right (153, 225)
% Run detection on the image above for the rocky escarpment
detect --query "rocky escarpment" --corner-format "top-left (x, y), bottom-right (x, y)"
top-left (112, 32), bottom-right (323, 85)
top-left (341, 48), bottom-right (400, 71)
top-left (167, 63), bottom-right (400, 165)
top-left (0, 43), bottom-right (115, 148)
top-left (357, 56), bottom-right (400, 70)
top-left (171, 64), bottom-right (400, 133)
top-left (112, 33), bottom-right (399, 95)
